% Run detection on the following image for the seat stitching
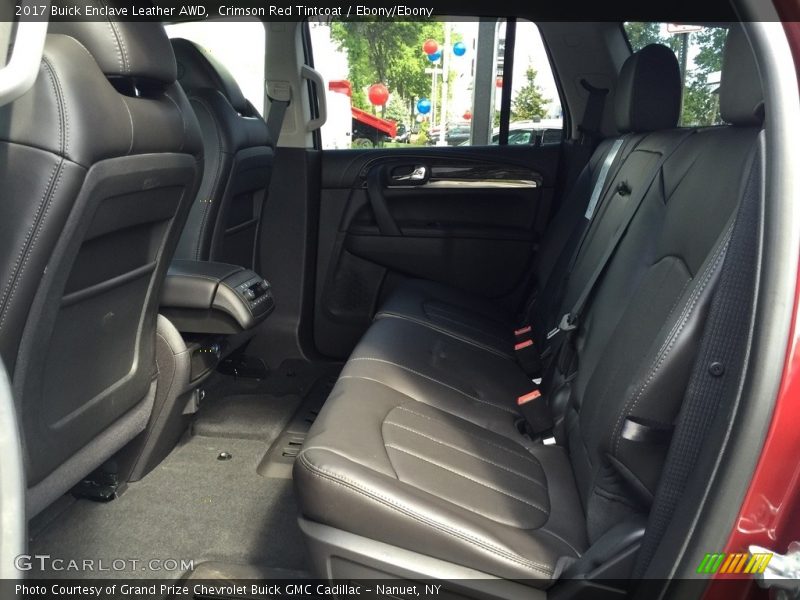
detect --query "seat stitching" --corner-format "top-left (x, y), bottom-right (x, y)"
top-left (393, 405), bottom-right (537, 462)
top-left (0, 163), bottom-right (61, 332)
top-left (120, 97), bottom-right (135, 155)
top-left (102, 10), bottom-right (127, 74)
top-left (586, 260), bottom-right (679, 456)
top-left (375, 312), bottom-right (513, 360)
top-left (101, 13), bottom-right (124, 73)
top-left (336, 375), bottom-right (532, 459)
top-left (349, 357), bottom-right (518, 415)
top-left (189, 97), bottom-right (225, 261)
top-left (0, 60), bottom-right (64, 331)
top-left (538, 527), bottom-right (583, 558)
top-left (338, 373), bottom-right (525, 440)
top-left (611, 224), bottom-right (732, 454)
top-left (109, 14), bottom-right (129, 75)
top-left (385, 443), bottom-right (549, 514)
top-left (47, 58), bottom-right (69, 156)
top-left (163, 90), bottom-right (187, 152)
top-left (297, 453), bottom-right (553, 576)
top-left (0, 164), bottom-right (63, 333)
top-left (384, 420), bottom-right (546, 489)
top-left (300, 445), bottom-right (398, 479)
top-left (423, 303), bottom-right (511, 343)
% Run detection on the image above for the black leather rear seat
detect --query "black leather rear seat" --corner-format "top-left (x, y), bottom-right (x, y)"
top-left (294, 27), bottom-right (764, 585)
top-left (375, 44), bottom-right (682, 360)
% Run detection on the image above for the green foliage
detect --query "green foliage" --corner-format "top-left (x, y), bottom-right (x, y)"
top-left (512, 67), bottom-right (549, 121)
top-left (330, 20), bottom-right (446, 118)
top-left (624, 22), bottom-right (665, 51)
top-left (384, 94), bottom-right (407, 123)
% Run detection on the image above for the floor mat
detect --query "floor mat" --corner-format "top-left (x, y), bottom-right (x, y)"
top-left (29, 435), bottom-right (308, 579)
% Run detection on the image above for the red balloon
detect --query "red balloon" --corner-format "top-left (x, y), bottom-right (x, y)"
top-left (463, 110), bottom-right (472, 121)
top-left (368, 83), bottom-right (389, 107)
top-left (423, 39), bottom-right (439, 55)
top-left (496, 77), bottom-right (503, 88)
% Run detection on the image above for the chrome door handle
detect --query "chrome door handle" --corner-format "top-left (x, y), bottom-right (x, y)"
top-left (393, 165), bottom-right (427, 182)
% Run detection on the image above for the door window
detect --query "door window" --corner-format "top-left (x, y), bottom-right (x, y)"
top-left (307, 18), bottom-right (564, 149)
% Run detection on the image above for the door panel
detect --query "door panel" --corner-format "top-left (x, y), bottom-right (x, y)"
top-left (313, 144), bottom-right (561, 358)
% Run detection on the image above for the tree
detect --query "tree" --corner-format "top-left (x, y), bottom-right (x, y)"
top-left (512, 67), bottom-right (549, 121)
top-left (680, 27), bottom-right (727, 126)
top-left (329, 20), bottom-right (446, 118)
top-left (624, 22), bottom-right (666, 51)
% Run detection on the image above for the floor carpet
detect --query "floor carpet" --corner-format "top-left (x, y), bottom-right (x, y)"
top-left (28, 359), bottom-right (343, 580)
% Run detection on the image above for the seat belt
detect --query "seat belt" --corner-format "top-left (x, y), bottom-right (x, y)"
top-left (542, 133), bottom-right (640, 325)
top-left (265, 99), bottom-right (288, 148)
top-left (577, 78), bottom-right (609, 147)
top-left (549, 129), bottom-right (696, 373)
top-left (633, 139), bottom-right (761, 579)
top-left (550, 79), bottom-right (609, 213)
top-left (265, 80), bottom-right (291, 148)
top-left (513, 80), bottom-right (612, 329)
top-left (516, 131), bottom-right (694, 438)
top-left (516, 134), bottom-right (634, 338)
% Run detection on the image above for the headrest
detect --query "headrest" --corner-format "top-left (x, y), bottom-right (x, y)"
top-left (614, 44), bottom-right (681, 133)
top-left (171, 38), bottom-right (249, 114)
top-left (720, 25), bottom-right (764, 126)
top-left (49, 4), bottom-right (176, 84)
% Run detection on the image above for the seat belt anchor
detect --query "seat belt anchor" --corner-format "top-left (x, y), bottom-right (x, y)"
top-left (559, 312), bottom-right (578, 332)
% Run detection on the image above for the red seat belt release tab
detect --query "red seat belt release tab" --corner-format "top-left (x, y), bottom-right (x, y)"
top-left (514, 325), bottom-right (532, 337)
top-left (515, 339), bottom-right (534, 351)
top-left (517, 389), bottom-right (542, 406)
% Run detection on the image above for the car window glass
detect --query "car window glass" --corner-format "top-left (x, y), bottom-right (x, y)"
top-left (623, 23), bottom-right (729, 127)
top-left (308, 18), bottom-right (563, 149)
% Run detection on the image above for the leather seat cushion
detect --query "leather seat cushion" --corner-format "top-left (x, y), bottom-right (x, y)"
top-left (295, 376), bottom-right (587, 584)
top-left (343, 317), bottom-right (539, 443)
top-left (376, 279), bottom-right (516, 358)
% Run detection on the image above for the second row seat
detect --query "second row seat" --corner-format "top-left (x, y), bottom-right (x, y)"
top-left (294, 26), bottom-right (764, 586)
top-left (375, 43), bottom-right (683, 361)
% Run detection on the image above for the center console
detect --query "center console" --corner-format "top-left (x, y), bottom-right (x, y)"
top-left (120, 260), bottom-right (275, 482)
top-left (160, 260), bottom-right (275, 334)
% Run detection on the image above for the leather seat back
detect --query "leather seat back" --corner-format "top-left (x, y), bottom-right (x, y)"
top-left (562, 26), bottom-right (764, 542)
top-left (0, 14), bottom-right (203, 516)
top-left (170, 38), bottom-right (273, 270)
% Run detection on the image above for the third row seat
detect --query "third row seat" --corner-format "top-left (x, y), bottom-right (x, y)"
top-left (171, 38), bottom-right (273, 271)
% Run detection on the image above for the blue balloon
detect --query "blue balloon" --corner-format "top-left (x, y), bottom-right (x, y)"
top-left (417, 98), bottom-right (431, 115)
top-left (453, 41), bottom-right (467, 57)
top-left (427, 51), bottom-right (441, 62)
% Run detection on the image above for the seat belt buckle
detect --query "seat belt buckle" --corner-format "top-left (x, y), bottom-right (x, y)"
top-left (514, 338), bottom-right (542, 377)
top-left (559, 312), bottom-right (578, 332)
top-left (516, 388), bottom-right (554, 440)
